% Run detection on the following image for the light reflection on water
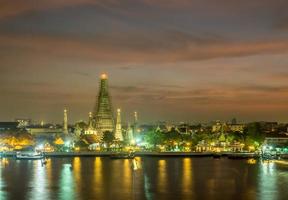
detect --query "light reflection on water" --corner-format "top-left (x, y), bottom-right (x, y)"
top-left (157, 159), bottom-right (167, 193)
top-left (93, 157), bottom-right (103, 198)
top-left (123, 159), bottom-right (132, 193)
top-left (59, 163), bottom-right (76, 200)
top-left (29, 161), bottom-right (50, 200)
top-left (0, 158), bottom-right (8, 200)
top-left (182, 158), bottom-right (193, 195)
top-left (259, 162), bottom-right (277, 200)
top-left (0, 157), bottom-right (288, 200)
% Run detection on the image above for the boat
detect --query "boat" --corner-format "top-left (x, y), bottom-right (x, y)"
top-left (16, 151), bottom-right (44, 160)
top-left (110, 152), bottom-right (135, 159)
top-left (227, 153), bottom-right (258, 159)
top-left (212, 153), bottom-right (222, 159)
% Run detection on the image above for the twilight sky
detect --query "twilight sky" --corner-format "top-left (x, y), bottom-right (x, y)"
top-left (1, 0), bottom-right (288, 124)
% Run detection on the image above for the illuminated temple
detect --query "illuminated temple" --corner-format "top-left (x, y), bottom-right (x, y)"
top-left (92, 73), bottom-right (115, 136)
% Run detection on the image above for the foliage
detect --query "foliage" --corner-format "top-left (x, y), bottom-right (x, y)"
top-left (163, 129), bottom-right (182, 150)
top-left (102, 131), bottom-right (115, 149)
top-left (0, 129), bottom-right (35, 148)
top-left (244, 122), bottom-right (265, 147)
top-left (144, 130), bottom-right (164, 149)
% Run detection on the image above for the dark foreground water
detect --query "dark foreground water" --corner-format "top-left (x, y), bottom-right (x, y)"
top-left (1, 157), bottom-right (288, 200)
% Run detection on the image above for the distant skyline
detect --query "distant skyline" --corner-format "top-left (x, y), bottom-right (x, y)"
top-left (1, 0), bottom-right (288, 123)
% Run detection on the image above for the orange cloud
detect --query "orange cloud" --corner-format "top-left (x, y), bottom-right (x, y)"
top-left (1, 32), bottom-right (288, 63)
top-left (0, 0), bottom-right (103, 19)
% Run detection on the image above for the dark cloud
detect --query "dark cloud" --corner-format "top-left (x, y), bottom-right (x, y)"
top-left (1, 0), bottom-right (288, 122)
top-left (1, 33), bottom-right (288, 64)
top-left (275, 17), bottom-right (288, 31)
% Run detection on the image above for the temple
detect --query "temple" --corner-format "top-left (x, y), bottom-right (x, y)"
top-left (93, 73), bottom-right (115, 135)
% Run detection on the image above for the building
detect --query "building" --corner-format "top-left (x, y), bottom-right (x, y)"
top-left (259, 121), bottom-right (278, 133)
top-left (93, 73), bottom-right (115, 134)
top-left (26, 124), bottom-right (62, 137)
top-left (229, 124), bottom-right (246, 133)
top-left (15, 118), bottom-right (31, 128)
top-left (264, 136), bottom-right (288, 146)
top-left (0, 122), bottom-right (19, 132)
top-left (212, 121), bottom-right (245, 133)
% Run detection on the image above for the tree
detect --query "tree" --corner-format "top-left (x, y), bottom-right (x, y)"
top-left (164, 128), bottom-right (182, 150)
top-left (0, 129), bottom-right (35, 148)
top-left (102, 131), bottom-right (115, 150)
top-left (144, 130), bottom-right (164, 149)
top-left (244, 122), bottom-right (265, 148)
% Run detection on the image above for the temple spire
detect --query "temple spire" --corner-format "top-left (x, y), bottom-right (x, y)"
top-left (133, 111), bottom-right (139, 135)
top-left (88, 112), bottom-right (93, 128)
top-left (127, 122), bottom-right (134, 144)
top-left (115, 108), bottom-right (123, 141)
top-left (63, 108), bottom-right (68, 134)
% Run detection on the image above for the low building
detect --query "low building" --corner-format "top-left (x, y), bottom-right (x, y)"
top-left (229, 124), bottom-right (246, 133)
top-left (26, 125), bottom-right (62, 136)
top-left (212, 121), bottom-right (245, 133)
top-left (0, 122), bottom-right (19, 133)
top-left (264, 137), bottom-right (288, 146)
top-left (15, 118), bottom-right (31, 128)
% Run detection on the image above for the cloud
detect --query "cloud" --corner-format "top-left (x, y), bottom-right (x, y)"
top-left (1, 0), bottom-right (287, 20)
top-left (275, 17), bottom-right (288, 31)
top-left (1, 32), bottom-right (288, 64)
top-left (110, 83), bottom-right (288, 104)
top-left (0, 0), bottom-right (99, 19)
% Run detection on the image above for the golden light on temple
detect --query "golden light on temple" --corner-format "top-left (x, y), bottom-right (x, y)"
top-left (100, 73), bottom-right (108, 79)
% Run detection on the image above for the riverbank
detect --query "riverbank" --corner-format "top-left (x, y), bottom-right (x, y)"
top-left (1, 151), bottom-right (261, 158)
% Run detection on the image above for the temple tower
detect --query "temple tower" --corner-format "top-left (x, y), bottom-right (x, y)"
top-left (63, 108), bottom-right (68, 134)
top-left (127, 123), bottom-right (134, 144)
top-left (133, 111), bottom-right (139, 135)
top-left (115, 108), bottom-right (124, 141)
top-left (88, 112), bottom-right (93, 129)
top-left (93, 73), bottom-right (114, 134)
top-left (134, 111), bottom-right (138, 125)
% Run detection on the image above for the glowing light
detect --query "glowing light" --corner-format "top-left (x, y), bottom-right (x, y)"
top-left (247, 159), bottom-right (257, 165)
top-left (135, 138), bottom-right (141, 144)
top-left (269, 146), bottom-right (273, 150)
top-left (74, 147), bottom-right (80, 151)
top-left (37, 144), bottom-right (44, 150)
top-left (65, 141), bottom-right (70, 147)
top-left (248, 146), bottom-right (255, 152)
top-left (130, 139), bottom-right (136, 145)
top-left (101, 73), bottom-right (107, 79)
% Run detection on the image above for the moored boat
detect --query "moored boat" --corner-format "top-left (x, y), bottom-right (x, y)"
top-left (227, 153), bottom-right (258, 159)
top-left (212, 153), bottom-right (222, 159)
top-left (16, 151), bottom-right (44, 160)
top-left (110, 152), bottom-right (135, 159)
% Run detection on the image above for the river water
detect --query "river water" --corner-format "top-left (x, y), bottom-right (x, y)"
top-left (1, 157), bottom-right (288, 200)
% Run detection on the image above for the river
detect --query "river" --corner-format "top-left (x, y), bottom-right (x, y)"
top-left (1, 157), bottom-right (288, 200)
